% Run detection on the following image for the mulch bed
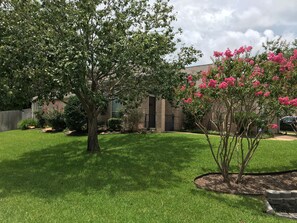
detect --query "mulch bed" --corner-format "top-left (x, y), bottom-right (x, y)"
top-left (194, 171), bottom-right (297, 195)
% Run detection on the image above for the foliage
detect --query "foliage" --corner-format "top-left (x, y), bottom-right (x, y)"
top-left (43, 110), bottom-right (66, 131)
top-left (183, 110), bottom-right (200, 130)
top-left (1, 0), bottom-right (201, 152)
top-left (122, 108), bottom-right (143, 132)
top-left (64, 96), bottom-right (87, 132)
top-left (0, 1), bottom-right (52, 111)
top-left (17, 118), bottom-right (38, 130)
top-left (178, 46), bottom-right (297, 183)
top-left (108, 118), bottom-right (122, 131)
top-left (34, 110), bottom-right (46, 128)
top-left (0, 130), bottom-right (296, 222)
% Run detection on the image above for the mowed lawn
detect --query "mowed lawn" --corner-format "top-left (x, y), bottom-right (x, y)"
top-left (0, 130), bottom-right (296, 223)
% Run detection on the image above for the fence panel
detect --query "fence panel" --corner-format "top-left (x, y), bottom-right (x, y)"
top-left (0, 109), bottom-right (32, 132)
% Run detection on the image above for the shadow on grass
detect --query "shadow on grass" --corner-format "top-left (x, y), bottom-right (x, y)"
top-left (0, 134), bottom-right (207, 198)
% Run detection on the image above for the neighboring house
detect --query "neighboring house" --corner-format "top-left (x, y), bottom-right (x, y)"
top-left (32, 95), bottom-right (185, 132)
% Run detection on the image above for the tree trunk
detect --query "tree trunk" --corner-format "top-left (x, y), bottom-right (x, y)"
top-left (87, 111), bottom-right (100, 153)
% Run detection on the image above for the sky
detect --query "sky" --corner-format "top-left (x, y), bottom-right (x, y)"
top-left (170, 0), bottom-right (297, 65)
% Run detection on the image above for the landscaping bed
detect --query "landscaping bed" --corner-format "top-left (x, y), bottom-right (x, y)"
top-left (195, 170), bottom-right (297, 195)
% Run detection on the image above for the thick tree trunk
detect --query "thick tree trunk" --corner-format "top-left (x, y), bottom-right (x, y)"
top-left (87, 111), bottom-right (100, 153)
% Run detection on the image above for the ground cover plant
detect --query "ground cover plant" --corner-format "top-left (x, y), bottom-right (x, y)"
top-left (0, 130), bottom-right (296, 222)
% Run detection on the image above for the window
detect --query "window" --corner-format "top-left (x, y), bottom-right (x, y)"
top-left (112, 100), bottom-right (122, 118)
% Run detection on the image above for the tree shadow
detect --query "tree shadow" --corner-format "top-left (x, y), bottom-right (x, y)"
top-left (0, 134), bottom-right (207, 199)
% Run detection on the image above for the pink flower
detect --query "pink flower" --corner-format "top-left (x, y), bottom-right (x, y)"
top-left (213, 51), bottom-right (223, 57)
top-left (272, 75), bottom-right (279, 81)
top-left (249, 60), bottom-right (255, 65)
top-left (194, 92), bottom-right (203, 98)
top-left (187, 75), bottom-right (193, 82)
top-left (183, 98), bottom-right (193, 104)
top-left (251, 65), bottom-right (264, 78)
top-left (245, 46), bottom-right (253, 52)
top-left (268, 124), bottom-right (278, 129)
top-left (224, 48), bottom-right (233, 58)
top-left (224, 77), bottom-right (236, 86)
top-left (238, 82), bottom-right (245, 87)
top-left (190, 82), bottom-right (195, 87)
top-left (289, 98), bottom-right (297, 106)
top-left (219, 82), bottom-right (228, 89)
top-left (263, 92), bottom-right (270, 97)
top-left (279, 96), bottom-right (290, 105)
top-left (255, 91), bottom-right (263, 96)
top-left (252, 80), bottom-right (261, 88)
top-left (199, 83), bottom-right (207, 89)
top-left (236, 46), bottom-right (245, 54)
top-left (180, 85), bottom-right (186, 91)
top-left (268, 52), bottom-right (285, 64)
top-left (208, 79), bottom-right (217, 88)
top-left (218, 66), bottom-right (224, 72)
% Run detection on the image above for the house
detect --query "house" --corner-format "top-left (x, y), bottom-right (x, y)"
top-left (31, 65), bottom-right (211, 132)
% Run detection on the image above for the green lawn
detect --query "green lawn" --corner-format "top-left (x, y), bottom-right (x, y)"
top-left (0, 130), bottom-right (296, 223)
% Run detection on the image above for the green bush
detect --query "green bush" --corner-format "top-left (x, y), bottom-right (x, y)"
top-left (34, 110), bottom-right (46, 128)
top-left (64, 96), bottom-right (87, 131)
top-left (44, 110), bottom-right (66, 131)
top-left (17, 118), bottom-right (38, 130)
top-left (108, 118), bottom-right (122, 131)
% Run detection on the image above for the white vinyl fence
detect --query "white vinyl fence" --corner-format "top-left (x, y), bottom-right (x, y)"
top-left (0, 109), bottom-right (32, 132)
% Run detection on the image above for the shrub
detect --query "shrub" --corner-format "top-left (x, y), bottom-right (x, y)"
top-left (123, 108), bottom-right (143, 132)
top-left (44, 110), bottom-right (66, 131)
top-left (34, 110), bottom-right (46, 128)
top-left (108, 118), bottom-right (122, 131)
top-left (64, 96), bottom-right (87, 131)
top-left (17, 118), bottom-right (38, 130)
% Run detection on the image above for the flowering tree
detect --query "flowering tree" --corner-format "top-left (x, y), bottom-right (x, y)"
top-left (179, 46), bottom-right (297, 184)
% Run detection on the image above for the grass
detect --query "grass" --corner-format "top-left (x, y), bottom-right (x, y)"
top-left (0, 130), bottom-right (296, 223)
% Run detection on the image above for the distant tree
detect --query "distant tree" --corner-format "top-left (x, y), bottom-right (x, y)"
top-left (0, 1), bottom-right (39, 110)
top-left (1, 0), bottom-right (201, 153)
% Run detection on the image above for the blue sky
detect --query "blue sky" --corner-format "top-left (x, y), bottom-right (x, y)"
top-left (170, 0), bottom-right (297, 65)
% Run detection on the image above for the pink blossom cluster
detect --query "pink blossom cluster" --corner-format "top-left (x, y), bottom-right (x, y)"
top-left (252, 80), bottom-right (261, 88)
top-left (224, 77), bottom-right (236, 86)
top-left (279, 97), bottom-right (297, 106)
top-left (183, 97), bottom-right (192, 104)
top-left (213, 46), bottom-right (253, 58)
top-left (268, 52), bottom-right (285, 63)
top-left (268, 51), bottom-right (296, 72)
top-left (208, 79), bottom-right (217, 88)
top-left (194, 92), bottom-right (203, 98)
top-left (268, 124), bottom-right (278, 129)
top-left (250, 65), bottom-right (264, 79)
top-left (188, 75), bottom-right (196, 86)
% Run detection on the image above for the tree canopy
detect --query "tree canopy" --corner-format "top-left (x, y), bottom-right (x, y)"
top-left (1, 0), bottom-right (201, 152)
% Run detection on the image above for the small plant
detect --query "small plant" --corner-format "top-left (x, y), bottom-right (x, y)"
top-left (17, 118), bottom-right (38, 130)
top-left (34, 110), bottom-right (46, 128)
top-left (122, 108), bottom-right (143, 132)
top-left (108, 118), bottom-right (122, 131)
top-left (44, 110), bottom-right (66, 131)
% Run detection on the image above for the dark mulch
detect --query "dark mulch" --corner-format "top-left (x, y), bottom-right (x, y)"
top-left (194, 171), bottom-right (297, 195)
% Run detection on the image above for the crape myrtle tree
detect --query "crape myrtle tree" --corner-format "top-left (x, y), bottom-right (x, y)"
top-left (178, 46), bottom-right (297, 184)
top-left (1, 0), bottom-right (201, 152)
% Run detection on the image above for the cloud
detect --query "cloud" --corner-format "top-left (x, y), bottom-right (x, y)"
top-left (170, 0), bottom-right (297, 65)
